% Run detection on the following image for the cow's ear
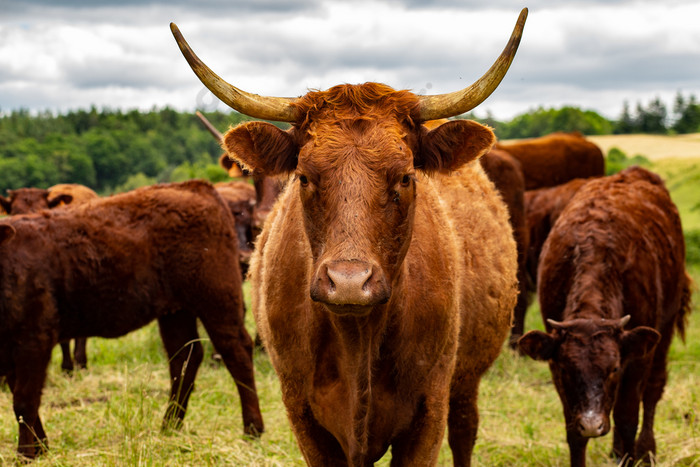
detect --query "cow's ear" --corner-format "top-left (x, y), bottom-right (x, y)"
top-left (48, 194), bottom-right (72, 208)
top-left (518, 330), bottom-right (558, 361)
top-left (418, 120), bottom-right (495, 173)
top-left (0, 195), bottom-right (10, 214)
top-left (219, 153), bottom-right (245, 178)
top-left (0, 224), bottom-right (16, 244)
top-left (223, 121), bottom-right (298, 176)
top-left (621, 326), bottom-right (660, 360)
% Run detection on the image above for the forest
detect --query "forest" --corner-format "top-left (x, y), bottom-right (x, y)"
top-left (1, 92), bottom-right (699, 194)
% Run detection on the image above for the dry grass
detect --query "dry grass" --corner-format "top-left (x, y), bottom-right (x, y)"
top-left (587, 133), bottom-right (700, 161)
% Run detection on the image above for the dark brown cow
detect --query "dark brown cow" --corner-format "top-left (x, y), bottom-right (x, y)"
top-left (172, 8), bottom-right (526, 466)
top-left (518, 167), bottom-right (692, 467)
top-left (0, 180), bottom-right (263, 458)
top-left (0, 187), bottom-right (72, 214)
top-left (214, 180), bottom-right (256, 274)
top-left (0, 184), bottom-right (98, 372)
top-left (496, 131), bottom-right (605, 190)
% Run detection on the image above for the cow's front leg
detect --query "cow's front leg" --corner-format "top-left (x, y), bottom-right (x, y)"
top-left (392, 392), bottom-right (450, 467)
top-left (284, 397), bottom-right (349, 466)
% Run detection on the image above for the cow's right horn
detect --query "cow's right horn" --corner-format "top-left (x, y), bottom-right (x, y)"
top-left (171, 23), bottom-right (298, 122)
top-left (418, 8), bottom-right (528, 121)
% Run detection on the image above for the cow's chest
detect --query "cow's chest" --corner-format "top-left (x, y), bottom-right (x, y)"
top-left (308, 350), bottom-right (426, 460)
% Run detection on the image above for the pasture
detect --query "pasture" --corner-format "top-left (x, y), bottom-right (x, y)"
top-left (1, 140), bottom-right (699, 465)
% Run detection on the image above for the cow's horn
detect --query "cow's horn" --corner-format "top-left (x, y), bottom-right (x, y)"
top-left (546, 318), bottom-right (565, 330)
top-left (170, 23), bottom-right (298, 122)
top-left (195, 111), bottom-right (224, 142)
top-left (418, 8), bottom-right (528, 121)
top-left (619, 315), bottom-right (631, 328)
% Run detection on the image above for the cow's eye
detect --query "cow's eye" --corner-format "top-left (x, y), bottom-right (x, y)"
top-left (400, 175), bottom-right (411, 187)
top-left (299, 175), bottom-right (309, 187)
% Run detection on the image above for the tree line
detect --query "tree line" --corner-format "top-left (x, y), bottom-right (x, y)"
top-left (1, 92), bottom-right (699, 193)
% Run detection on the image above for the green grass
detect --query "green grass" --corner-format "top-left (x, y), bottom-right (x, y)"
top-left (0, 158), bottom-right (699, 466)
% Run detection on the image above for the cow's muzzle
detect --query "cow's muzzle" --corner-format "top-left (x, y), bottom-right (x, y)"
top-left (576, 410), bottom-right (609, 438)
top-left (310, 260), bottom-right (391, 312)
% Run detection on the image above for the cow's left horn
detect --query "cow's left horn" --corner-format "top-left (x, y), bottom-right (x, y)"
top-left (418, 8), bottom-right (528, 121)
top-left (171, 23), bottom-right (298, 122)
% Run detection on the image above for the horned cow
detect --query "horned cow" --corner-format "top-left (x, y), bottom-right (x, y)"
top-left (519, 167), bottom-right (692, 467)
top-left (172, 8), bottom-right (526, 466)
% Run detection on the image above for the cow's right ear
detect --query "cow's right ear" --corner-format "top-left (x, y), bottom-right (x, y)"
top-left (223, 121), bottom-right (298, 176)
top-left (518, 330), bottom-right (558, 361)
top-left (0, 224), bottom-right (16, 244)
top-left (418, 120), bottom-right (495, 173)
top-left (0, 195), bottom-right (11, 214)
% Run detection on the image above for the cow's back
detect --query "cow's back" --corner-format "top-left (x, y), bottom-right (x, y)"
top-left (539, 167), bottom-right (688, 328)
top-left (498, 132), bottom-right (605, 190)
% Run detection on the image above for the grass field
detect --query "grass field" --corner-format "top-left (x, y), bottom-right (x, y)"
top-left (0, 140), bottom-right (699, 466)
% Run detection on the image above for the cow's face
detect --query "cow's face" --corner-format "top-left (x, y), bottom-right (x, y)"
top-left (224, 84), bottom-right (494, 315)
top-left (519, 317), bottom-right (660, 438)
top-left (1, 188), bottom-right (71, 215)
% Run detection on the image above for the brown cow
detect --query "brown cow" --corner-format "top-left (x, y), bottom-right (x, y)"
top-left (0, 180), bottom-right (263, 458)
top-left (518, 167), bottom-right (692, 467)
top-left (172, 7), bottom-right (525, 466)
top-left (496, 131), bottom-right (605, 190)
top-left (0, 184), bottom-right (98, 372)
top-left (214, 180), bottom-right (256, 274)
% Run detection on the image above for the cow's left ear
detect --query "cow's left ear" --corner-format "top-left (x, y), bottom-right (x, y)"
top-left (223, 121), bottom-right (298, 176)
top-left (518, 330), bottom-right (558, 361)
top-left (0, 224), bottom-right (16, 245)
top-left (48, 194), bottom-right (73, 208)
top-left (418, 120), bottom-right (495, 173)
top-left (621, 326), bottom-right (660, 360)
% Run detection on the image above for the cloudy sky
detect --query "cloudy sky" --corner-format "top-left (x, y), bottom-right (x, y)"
top-left (2, 0), bottom-right (699, 121)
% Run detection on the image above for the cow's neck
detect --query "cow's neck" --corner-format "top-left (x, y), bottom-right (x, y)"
top-left (565, 247), bottom-right (624, 320)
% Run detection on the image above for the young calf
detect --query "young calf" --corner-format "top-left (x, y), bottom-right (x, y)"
top-left (0, 180), bottom-right (263, 459)
top-left (519, 167), bottom-right (692, 467)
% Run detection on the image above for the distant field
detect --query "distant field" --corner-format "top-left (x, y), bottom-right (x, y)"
top-left (588, 133), bottom-right (700, 160)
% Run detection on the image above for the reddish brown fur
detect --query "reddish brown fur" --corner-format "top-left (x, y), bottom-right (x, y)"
top-left (479, 148), bottom-right (529, 347)
top-left (0, 187), bottom-right (67, 214)
top-left (225, 83), bottom-right (518, 466)
top-left (523, 177), bottom-right (592, 294)
top-left (0, 180), bottom-right (263, 458)
top-left (496, 132), bottom-right (605, 190)
top-left (0, 184), bottom-right (98, 372)
top-left (518, 167), bottom-right (692, 467)
top-left (214, 180), bottom-right (257, 272)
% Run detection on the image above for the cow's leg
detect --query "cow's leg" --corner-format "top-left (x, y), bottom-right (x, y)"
top-left (391, 393), bottom-right (449, 466)
top-left (508, 266), bottom-right (529, 349)
top-left (73, 338), bottom-right (88, 370)
top-left (284, 398), bottom-right (348, 466)
top-left (198, 310), bottom-right (264, 436)
top-left (59, 341), bottom-right (74, 372)
top-left (611, 356), bottom-right (649, 462)
top-left (9, 346), bottom-right (52, 458)
top-left (635, 330), bottom-right (672, 461)
top-left (566, 430), bottom-right (590, 467)
top-left (157, 310), bottom-right (203, 430)
top-left (447, 379), bottom-right (480, 467)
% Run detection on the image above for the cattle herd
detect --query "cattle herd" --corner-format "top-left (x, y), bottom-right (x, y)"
top-left (0, 7), bottom-right (694, 467)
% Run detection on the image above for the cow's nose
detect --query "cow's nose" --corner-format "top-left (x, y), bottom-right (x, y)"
top-left (577, 411), bottom-right (608, 438)
top-left (311, 260), bottom-right (390, 309)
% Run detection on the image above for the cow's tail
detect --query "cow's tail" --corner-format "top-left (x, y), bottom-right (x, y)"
top-left (675, 270), bottom-right (694, 342)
